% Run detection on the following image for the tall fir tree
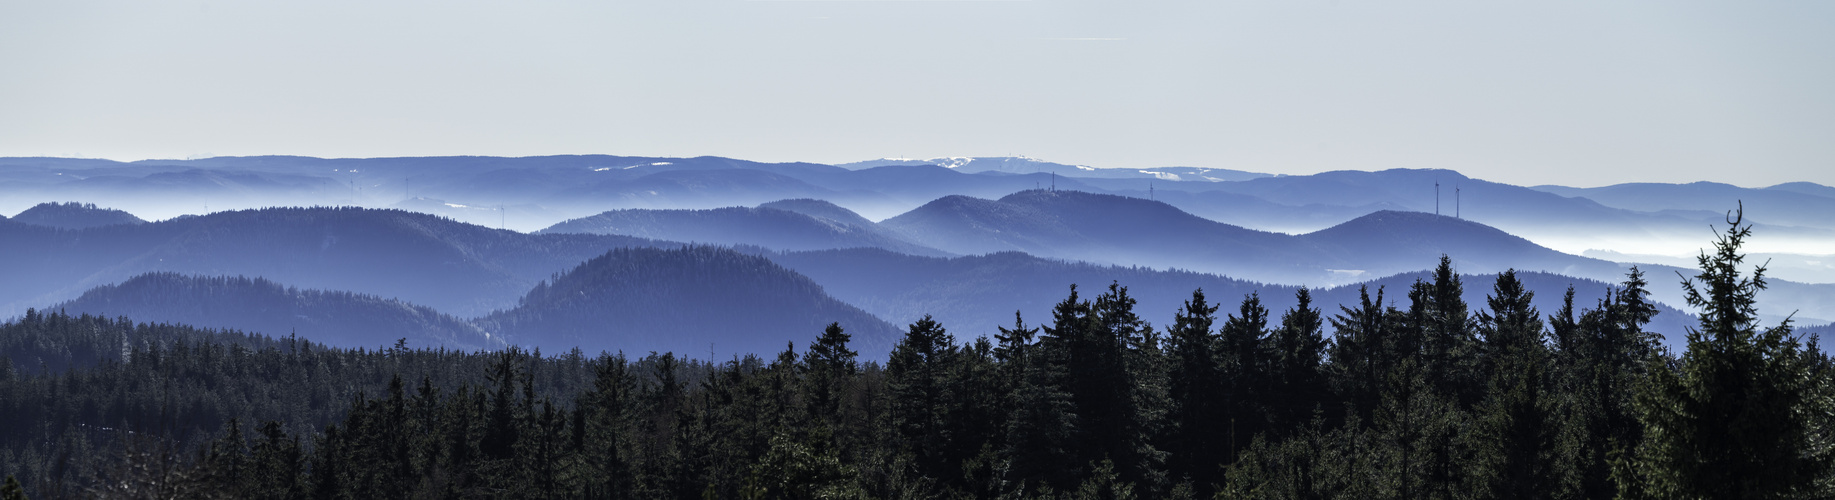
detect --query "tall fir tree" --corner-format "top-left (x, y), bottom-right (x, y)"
top-left (1268, 288), bottom-right (1329, 433)
top-left (805, 322), bottom-right (858, 425)
top-left (1469, 270), bottom-right (1566, 498)
top-left (1219, 292), bottom-right (1271, 466)
top-left (1164, 288), bottom-right (1225, 491)
top-left (886, 315), bottom-right (958, 480)
top-left (1623, 207), bottom-right (1834, 498)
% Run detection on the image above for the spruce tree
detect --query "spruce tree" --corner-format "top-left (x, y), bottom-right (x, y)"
top-left (1, 475), bottom-right (24, 500)
top-left (1425, 256), bottom-right (1481, 406)
top-left (1470, 270), bottom-right (1564, 498)
top-left (805, 322), bottom-right (858, 423)
top-left (887, 315), bottom-right (957, 479)
top-left (1219, 292), bottom-right (1270, 465)
top-left (1269, 288), bottom-right (1328, 433)
top-left (1328, 285), bottom-right (1391, 424)
top-left (1005, 303), bottom-right (1080, 492)
top-left (1624, 208), bottom-right (1833, 498)
top-left (1164, 288), bottom-right (1225, 490)
top-left (1089, 282), bottom-right (1161, 489)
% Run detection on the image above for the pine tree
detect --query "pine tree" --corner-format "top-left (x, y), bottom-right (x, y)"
top-left (482, 348), bottom-right (525, 461)
top-left (1, 475), bottom-right (25, 500)
top-left (1328, 285), bottom-right (1391, 424)
top-left (1624, 207), bottom-right (1834, 498)
top-left (1469, 270), bottom-right (1564, 498)
top-left (249, 421), bottom-right (305, 499)
top-left (1219, 292), bottom-right (1270, 466)
top-left (1424, 256), bottom-right (1480, 406)
top-left (1164, 288), bottom-right (1226, 490)
top-left (1004, 304), bottom-right (1081, 492)
top-left (1080, 282), bottom-right (1160, 489)
top-left (1269, 288), bottom-right (1329, 433)
top-left (805, 322), bottom-right (858, 424)
top-left (887, 315), bottom-right (957, 479)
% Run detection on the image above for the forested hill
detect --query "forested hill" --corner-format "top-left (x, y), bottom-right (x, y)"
top-left (879, 190), bottom-right (1305, 285)
top-left (476, 246), bottom-right (901, 358)
top-left (1298, 209), bottom-right (1626, 280)
top-left (52, 273), bottom-right (502, 350)
top-left (10, 201), bottom-right (146, 229)
top-left (877, 189), bottom-right (1629, 286)
top-left (0, 206), bottom-right (663, 317)
top-left (539, 201), bottom-right (949, 256)
top-left (756, 198), bottom-right (882, 227)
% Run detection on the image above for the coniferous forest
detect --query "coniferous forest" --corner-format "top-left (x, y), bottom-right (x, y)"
top-left (1, 218), bottom-right (1831, 499)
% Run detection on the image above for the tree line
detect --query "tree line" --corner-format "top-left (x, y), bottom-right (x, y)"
top-left (0, 215), bottom-right (1830, 498)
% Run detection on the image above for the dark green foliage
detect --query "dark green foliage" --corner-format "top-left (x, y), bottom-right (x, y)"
top-left (1621, 210), bottom-right (1835, 498)
top-left (2, 475), bottom-right (25, 500)
top-left (1469, 270), bottom-right (1564, 498)
top-left (1164, 288), bottom-right (1226, 490)
top-left (1268, 288), bottom-right (1329, 436)
top-left (887, 315), bottom-right (957, 479)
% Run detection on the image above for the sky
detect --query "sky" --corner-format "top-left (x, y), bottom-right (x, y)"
top-left (1, 0), bottom-right (1831, 188)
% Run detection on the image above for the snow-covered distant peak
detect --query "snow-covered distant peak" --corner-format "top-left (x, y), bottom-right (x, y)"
top-left (1140, 170), bottom-right (1181, 181)
top-left (591, 161), bottom-right (675, 172)
top-left (834, 156), bottom-right (1271, 182)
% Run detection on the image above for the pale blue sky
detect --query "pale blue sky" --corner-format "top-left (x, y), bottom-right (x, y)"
top-left (2, 0), bottom-right (1831, 187)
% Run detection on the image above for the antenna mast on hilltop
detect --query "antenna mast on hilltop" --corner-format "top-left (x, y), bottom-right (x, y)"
top-left (1435, 181), bottom-right (1441, 216)
top-left (1456, 185), bottom-right (1461, 219)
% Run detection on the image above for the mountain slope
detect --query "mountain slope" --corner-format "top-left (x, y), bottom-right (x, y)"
top-left (877, 189), bottom-right (1635, 286)
top-left (539, 202), bottom-right (948, 256)
top-left (53, 273), bottom-right (501, 350)
top-left (0, 206), bottom-right (663, 317)
top-left (1530, 181), bottom-right (1835, 231)
top-left (475, 246), bottom-right (901, 358)
top-left (12, 202), bottom-right (147, 229)
top-left (880, 189), bottom-right (1311, 282)
top-left (757, 199), bottom-right (881, 227)
top-left (1298, 210), bottom-right (1627, 281)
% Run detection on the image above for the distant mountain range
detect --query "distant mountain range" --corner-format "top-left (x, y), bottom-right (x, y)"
top-left (879, 189), bottom-right (1627, 286)
top-left (835, 156), bottom-right (1270, 183)
top-left (39, 247), bottom-right (901, 357)
top-left (537, 189), bottom-right (1632, 287)
top-left (4, 155), bottom-right (1829, 268)
top-left (3, 154), bottom-right (1831, 356)
top-left (1532, 181), bottom-right (1835, 232)
top-left (540, 200), bottom-right (950, 257)
top-left (0, 206), bottom-right (662, 317)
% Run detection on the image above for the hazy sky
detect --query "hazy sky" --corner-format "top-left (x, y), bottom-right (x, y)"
top-left (2, 0), bottom-right (1831, 187)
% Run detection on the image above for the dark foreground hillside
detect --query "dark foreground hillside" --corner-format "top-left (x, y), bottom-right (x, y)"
top-left (1, 219), bottom-right (1829, 499)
